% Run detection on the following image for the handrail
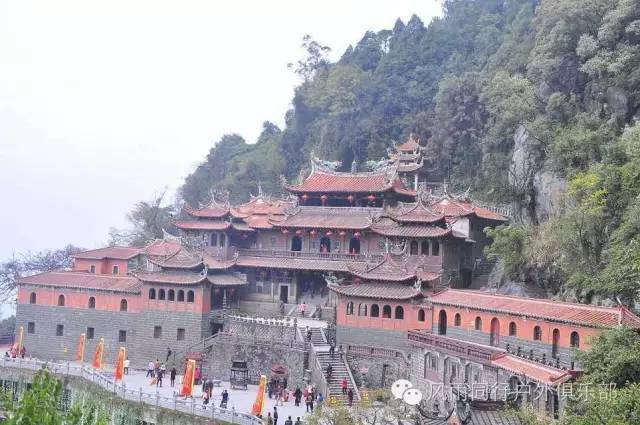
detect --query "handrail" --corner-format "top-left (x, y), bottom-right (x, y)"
top-left (238, 249), bottom-right (384, 263)
top-left (169, 332), bottom-right (220, 366)
top-left (308, 348), bottom-right (329, 400)
top-left (0, 356), bottom-right (262, 425)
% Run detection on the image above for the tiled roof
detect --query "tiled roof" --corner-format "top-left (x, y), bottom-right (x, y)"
top-left (134, 271), bottom-right (206, 285)
top-left (387, 202), bottom-right (445, 224)
top-left (370, 218), bottom-right (453, 238)
top-left (427, 196), bottom-right (507, 222)
top-left (72, 246), bottom-right (142, 260)
top-left (202, 254), bottom-right (237, 270)
top-left (429, 289), bottom-right (640, 329)
top-left (396, 136), bottom-right (421, 152)
top-left (491, 353), bottom-right (571, 386)
top-left (174, 220), bottom-right (231, 231)
top-left (18, 271), bottom-right (141, 293)
top-left (184, 204), bottom-right (229, 218)
top-left (208, 273), bottom-right (247, 286)
top-left (230, 197), bottom-right (292, 218)
top-left (243, 215), bottom-right (274, 229)
top-left (273, 207), bottom-right (377, 230)
top-left (347, 254), bottom-right (418, 282)
top-left (391, 179), bottom-right (417, 197)
top-left (231, 222), bottom-right (256, 232)
top-left (329, 283), bottom-right (423, 300)
top-left (285, 169), bottom-right (396, 194)
top-left (398, 163), bottom-right (422, 172)
top-left (149, 249), bottom-right (202, 269)
top-left (143, 240), bottom-right (182, 257)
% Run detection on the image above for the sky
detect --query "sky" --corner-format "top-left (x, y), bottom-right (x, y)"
top-left (0, 0), bottom-right (442, 314)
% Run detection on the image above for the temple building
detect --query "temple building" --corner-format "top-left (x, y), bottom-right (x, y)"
top-left (13, 135), bottom-right (640, 419)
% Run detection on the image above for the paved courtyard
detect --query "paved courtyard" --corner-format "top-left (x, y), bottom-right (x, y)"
top-left (118, 369), bottom-right (314, 421)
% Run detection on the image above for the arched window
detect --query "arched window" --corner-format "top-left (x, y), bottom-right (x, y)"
top-left (120, 299), bottom-right (128, 312)
top-left (370, 304), bottom-right (380, 317)
top-left (417, 309), bottom-right (425, 322)
top-left (395, 306), bottom-right (404, 320)
top-left (454, 313), bottom-right (461, 326)
top-left (533, 326), bottom-right (542, 341)
top-left (220, 234), bottom-right (226, 247)
top-left (177, 290), bottom-right (185, 302)
top-left (346, 302), bottom-right (354, 315)
top-left (349, 237), bottom-right (360, 254)
top-left (57, 294), bottom-right (65, 307)
top-left (29, 292), bottom-right (37, 304)
top-left (438, 310), bottom-right (447, 335)
top-left (168, 289), bottom-right (175, 301)
top-left (187, 290), bottom-right (195, 303)
top-left (570, 331), bottom-right (580, 348)
top-left (88, 297), bottom-right (96, 309)
top-left (490, 318), bottom-right (500, 347)
top-left (210, 233), bottom-right (218, 247)
top-left (421, 241), bottom-right (429, 255)
top-left (319, 237), bottom-right (331, 253)
top-left (149, 288), bottom-right (156, 300)
top-left (432, 241), bottom-right (440, 256)
top-left (410, 241), bottom-right (419, 255)
top-left (552, 329), bottom-right (560, 358)
top-left (291, 236), bottom-right (302, 252)
top-left (382, 305), bottom-right (392, 318)
top-left (358, 303), bottom-right (367, 316)
top-left (158, 289), bottom-right (166, 300)
top-left (474, 317), bottom-right (482, 331)
top-left (509, 322), bottom-right (517, 336)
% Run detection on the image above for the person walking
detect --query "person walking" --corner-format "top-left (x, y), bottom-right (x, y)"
top-left (294, 418), bottom-right (301, 425)
top-left (329, 341), bottom-right (335, 358)
top-left (347, 388), bottom-right (354, 407)
top-left (146, 360), bottom-right (155, 378)
top-left (294, 387), bottom-right (302, 407)
top-left (341, 378), bottom-right (348, 395)
top-left (273, 406), bottom-right (279, 425)
top-left (299, 302), bottom-right (306, 317)
top-left (221, 389), bottom-right (229, 408)
top-left (305, 393), bottom-right (312, 413)
top-left (306, 327), bottom-right (312, 342)
top-left (170, 367), bottom-right (177, 387)
top-left (156, 367), bottom-right (164, 387)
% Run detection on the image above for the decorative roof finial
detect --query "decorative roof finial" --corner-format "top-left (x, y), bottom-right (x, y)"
top-left (257, 181), bottom-right (263, 197)
top-left (351, 159), bottom-right (358, 173)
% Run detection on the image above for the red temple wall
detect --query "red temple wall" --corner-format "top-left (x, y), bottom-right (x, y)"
top-left (142, 285), bottom-right (207, 314)
top-left (336, 296), bottom-right (432, 332)
top-left (431, 305), bottom-right (601, 349)
top-left (73, 258), bottom-right (130, 275)
top-left (18, 286), bottom-right (141, 313)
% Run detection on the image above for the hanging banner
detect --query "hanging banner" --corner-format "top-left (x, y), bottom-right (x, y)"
top-left (114, 347), bottom-right (126, 381)
top-left (92, 338), bottom-right (104, 369)
top-left (180, 359), bottom-right (196, 396)
top-left (16, 326), bottom-right (24, 355)
top-left (251, 375), bottom-right (267, 417)
top-left (76, 333), bottom-right (86, 362)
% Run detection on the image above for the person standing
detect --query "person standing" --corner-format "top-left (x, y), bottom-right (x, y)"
top-left (166, 347), bottom-right (172, 362)
top-left (347, 388), bottom-right (354, 407)
top-left (294, 387), bottom-right (302, 407)
top-left (284, 416), bottom-right (293, 425)
top-left (146, 360), bottom-right (155, 378)
top-left (266, 413), bottom-right (273, 425)
top-left (329, 341), bottom-right (335, 358)
top-left (156, 367), bottom-right (164, 387)
top-left (123, 358), bottom-right (130, 375)
top-left (221, 389), bottom-right (229, 408)
top-left (170, 367), bottom-right (177, 387)
top-left (273, 406), bottom-right (279, 425)
top-left (305, 393), bottom-right (312, 413)
top-left (294, 418), bottom-right (301, 425)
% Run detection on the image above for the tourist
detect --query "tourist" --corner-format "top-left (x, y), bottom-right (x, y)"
top-left (341, 378), bottom-right (348, 395)
top-left (166, 347), bottom-right (172, 362)
top-left (284, 388), bottom-right (289, 402)
top-left (279, 300), bottom-right (285, 316)
top-left (317, 392), bottom-right (324, 406)
top-left (20, 346), bottom-right (26, 359)
top-left (329, 341), bottom-right (335, 358)
top-left (306, 327), bottom-right (312, 342)
top-left (279, 387), bottom-right (285, 406)
top-left (325, 364), bottom-right (333, 380)
top-left (347, 388), bottom-right (354, 406)
top-left (124, 358), bottom-right (130, 375)
top-left (293, 387), bottom-right (302, 406)
top-left (300, 302), bottom-right (306, 317)
top-left (305, 393), bottom-right (312, 413)
top-left (221, 389), bottom-right (229, 408)
top-left (294, 418), bottom-right (301, 425)
top-left (266, 413), bottom-right (273, 425)
top-left (202, 391), bottom-right (210, 408)
top-left (284, 416), bottom-right (293, 425)
top-left (338, 345), bottom-right (344, 360)
top-left (146, 360), bottom-right (155, 378)
top-left (170, 367), bottom-right (177, 387)
top-left (194, 367), bottom-right (201, 385)
top-left (273, 406), bottom-right (279, 425)
top-left (156, 367), bottom-right (164, 387)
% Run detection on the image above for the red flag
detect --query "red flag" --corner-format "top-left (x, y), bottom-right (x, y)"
top-left (92, 338), bottom-right (104, 369)
top-left (114, 347), bottom-right (126, 381)
top-left (180, 359), bottom-right (196, 396)
top-left (76, 333), bottom-right (86, 362)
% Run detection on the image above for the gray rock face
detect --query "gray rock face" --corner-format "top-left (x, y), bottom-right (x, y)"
top-left (606, 86), bottom-right (629, 124)
top-left (532, 169), bottom-right (566, 222)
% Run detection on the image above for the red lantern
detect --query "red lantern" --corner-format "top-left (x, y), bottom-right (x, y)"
top-left (281, 229), bottom-right (289, 234)
top-left (325, 230), bottom-right (333, 236)
top-left (320, 195), bottom-right (328, 201)
top-left (354, 232), bottom-right (361, 238)
top-left (309, 229), bottom-right (317, 236)
top-left (339, 231), bottom-right (347, 237)
top-left (367, 194), bottom-right (376, 202)
top-left (302, 194), bottom-right (309, 201)
top-left (347, 195), bottom-right (355, 203)
top-left (295, 229), bottom-right (303, 236)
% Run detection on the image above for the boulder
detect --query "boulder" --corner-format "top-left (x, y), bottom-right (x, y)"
top-left (532, 169), bottom-right (566, 222)
top-left (606, 86), bottom-right (629, 124)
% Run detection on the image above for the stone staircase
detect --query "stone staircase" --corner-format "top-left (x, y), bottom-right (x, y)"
top-left (315, 350), bottom-right (359, 404)
top-left (299, 327), bottom-right (327, 345)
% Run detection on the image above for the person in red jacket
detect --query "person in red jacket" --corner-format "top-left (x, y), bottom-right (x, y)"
top-left (341, 378), bottom-right (348, 395)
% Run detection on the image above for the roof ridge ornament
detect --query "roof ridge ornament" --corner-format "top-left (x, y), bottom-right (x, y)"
top-left (202, 189), bottom-right (230, 209)
top-left (162, 229), bottom-right (182, 243)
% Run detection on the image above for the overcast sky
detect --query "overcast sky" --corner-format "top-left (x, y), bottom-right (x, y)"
top-left (0, 0), bottom-right (442, 298)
